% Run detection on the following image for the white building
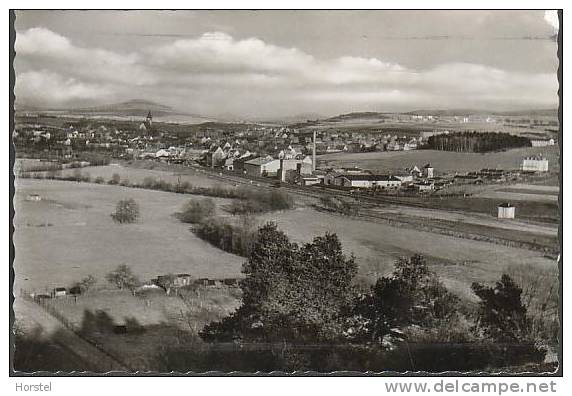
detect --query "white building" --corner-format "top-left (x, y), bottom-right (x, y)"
top-left (497, 203), bottom-right (516, 219)
top-left (530, 139), bottom-right (555, 147)
top-left (334, 174), bottom-right (402, 189)
top-left (521, 156), bottom-right (549, 172)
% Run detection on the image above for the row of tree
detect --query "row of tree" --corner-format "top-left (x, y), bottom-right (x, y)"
top-left (427, 132), bottom-right (531, 152)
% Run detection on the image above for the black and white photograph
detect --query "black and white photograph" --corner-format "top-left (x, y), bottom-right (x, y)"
top-left (9, 8), bottom-right (562, 377)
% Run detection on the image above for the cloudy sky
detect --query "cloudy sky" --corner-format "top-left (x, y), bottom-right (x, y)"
top-left (14, 10), bottom-right (559, 119)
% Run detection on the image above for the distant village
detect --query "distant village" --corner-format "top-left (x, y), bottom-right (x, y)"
top-left (14, 111), bottom-right (555, 197)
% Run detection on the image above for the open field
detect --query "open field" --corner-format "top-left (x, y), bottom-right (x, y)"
top-left (258, 207), bottom-right (557, 301)
top-left (408, 196), bottom-right (559, 224)
top-left (475, 190), bottom-right (558, 203)
top-left (375, 205), bottom-right (558, 237)
top-left (15, 167), bottom-right (559, 302)
top-left (474, 183), bottom-right (560, 203)
top-left (14, 179), bottom-right (244, 292)
top-left (317, 145), bottom-right (560, 174)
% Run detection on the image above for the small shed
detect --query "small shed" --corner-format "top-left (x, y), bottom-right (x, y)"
top-left (195, 278), bottom-right (210, 286)
top-left (26, 194), bottom-right (42, 201)
top-left (223, 278), bottom-right (240, 287)
top-left (52, 287), bottom-right (67, 297)
top-left (174, 274), bottom-right (193, 287)
top-left (497, 203), bottom-right (515, 219)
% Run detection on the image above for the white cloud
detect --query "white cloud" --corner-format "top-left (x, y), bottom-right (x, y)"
top-left (14, 27), bottom-right (558, 115)
top-left (15, 70), bottom-right (114, 106)
top-left (16, 27), bottom-right (155, 86)
top-left (544, 10), bottom-right (559, 33)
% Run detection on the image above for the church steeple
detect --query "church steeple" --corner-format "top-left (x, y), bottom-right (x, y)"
top-left (146, 111), bottom-right (153, 126)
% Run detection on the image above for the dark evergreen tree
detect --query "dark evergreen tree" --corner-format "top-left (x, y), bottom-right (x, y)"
top-left (471, 274), bottom-right (531, 343)
top-left (352, 255), bottom-right (459, 343)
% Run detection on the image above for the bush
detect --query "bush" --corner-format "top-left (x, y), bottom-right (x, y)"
top-left (71, 274), bottom-right (97, 294)
top-left (319, 196), bottom-right (358, 216)
top-left (351, 254), bottom-right (460, 344)
top-left (108, 173), bottom-right (121, 185)
top-left (227, 189), bottom-right (294, 215)
top-left (94, 176), bottom-right (105, 184)
top-left (193, 215), bottom-right (257, 257)
top-left (505, 264), bottom-right (559, 343)
top-left (472, 274), bottom-right (532, 343)
top-left (178, 199), bottom-right (216, 224)
top-left (111, 198), bottom-right (140, 224)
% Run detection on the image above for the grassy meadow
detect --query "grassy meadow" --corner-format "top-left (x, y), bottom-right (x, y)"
top-left (14, 178), bottom-right (244, 292)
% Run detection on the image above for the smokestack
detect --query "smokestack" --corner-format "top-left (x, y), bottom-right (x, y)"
top-left (312, 130), bottom-right (316, 172)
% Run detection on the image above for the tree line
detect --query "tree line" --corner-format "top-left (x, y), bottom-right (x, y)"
top-left (427, 132), bottom-right (531, 152)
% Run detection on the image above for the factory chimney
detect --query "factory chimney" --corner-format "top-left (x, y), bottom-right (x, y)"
top-left (312, 130), bottom-right (316, 172)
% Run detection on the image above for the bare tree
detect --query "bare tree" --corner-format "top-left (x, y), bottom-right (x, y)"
top-left (105, 264), bottom-right (140, 295)
top-left (111, 198), bottom-right (140, 224)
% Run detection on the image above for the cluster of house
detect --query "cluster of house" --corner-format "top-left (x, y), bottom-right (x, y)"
top-left (152, 274), bottom-right (240, 290)
top-left (35, 273), bottom-right (241, 300)
top-left (321, 164), bottom-right (436, 191)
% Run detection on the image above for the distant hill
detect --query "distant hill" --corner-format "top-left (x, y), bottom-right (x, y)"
top-left (17, 99), bottom-right (219, 125)
top-left (404, 109), bottom-right (558, 117)
top-left (325, 112), bottom-right (391, 122)
top-left (74, 99), bottom-right (175, 117)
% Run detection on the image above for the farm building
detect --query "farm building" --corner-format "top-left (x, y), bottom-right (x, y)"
top-left (497, 203), bottom-right (516, 219)
top-left (521, 156), bottom-right (549, 172)
top-left (26, 193), bottom-right (42, 201)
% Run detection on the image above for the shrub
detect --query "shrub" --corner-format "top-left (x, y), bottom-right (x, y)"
top-left (193, 216), bottom-right (257, 257)
top-left (94, 176), bottom-right (105, 184)
top-left (108, 173), bottom-right (121, 185)
top-left (505, 264), bottom-right (559, 343)
top-left (111, 198), bottom-right (140, 224)
top-left (351, 255), bottom-right (460, 344)
top-left (178, 199), bottom-right (216, 224)
top-left (471, 274), bottom-right (532, 343)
